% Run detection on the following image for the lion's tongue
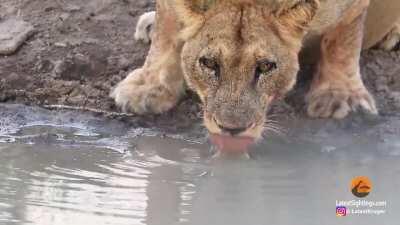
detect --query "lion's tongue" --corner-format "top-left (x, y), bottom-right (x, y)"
top-left (210, 134), bottom-right (255, 153)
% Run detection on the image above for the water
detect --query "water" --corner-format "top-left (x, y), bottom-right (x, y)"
top-left (0, 104), bottom-right (399, 225)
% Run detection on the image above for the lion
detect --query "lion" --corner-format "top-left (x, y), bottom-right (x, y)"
top-left (111, 0), bottom-right (400, 153)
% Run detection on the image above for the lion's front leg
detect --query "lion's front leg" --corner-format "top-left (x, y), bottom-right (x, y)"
top-left (111, 2), bottom-right (184, 114)
top-left (307, 0), bottom-right (378, 119)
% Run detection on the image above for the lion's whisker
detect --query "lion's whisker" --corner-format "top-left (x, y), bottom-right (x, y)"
top-left (263, 118), bottom-right (287, 137)
top-left (265, 120), bottom-right (279, 125)
top-left (263, 127), bottom-right (285, 137)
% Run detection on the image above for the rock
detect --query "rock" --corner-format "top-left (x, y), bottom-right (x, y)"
top-left (62, 4), bottom-right (81, 12)
top-left (0, 18), bottom-right (35, 55)
top-left (54, 42), bottom-right (67, 48)
top-left (389, 91), bottom-right (400, 100)
top-left (4, 73), bottom-right (31, 89)
top-left (54, 53), bottom-right (108, 81)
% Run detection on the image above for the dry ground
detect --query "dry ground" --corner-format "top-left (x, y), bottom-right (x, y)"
top-left (0, 0), bottom-right (399, 128)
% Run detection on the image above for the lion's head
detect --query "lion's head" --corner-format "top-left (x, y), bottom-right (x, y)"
top-left (176, 0), bottom-right (319, 151)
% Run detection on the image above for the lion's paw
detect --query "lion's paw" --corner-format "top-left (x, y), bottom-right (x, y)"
top-left (378, 24), bottom-right (400, 51)
top-left (306, 86), bottom-right (378, 119)
top-left (111, 69), bottom-right (179, 115)
top-left (134, 11), bottom-right (156, 44)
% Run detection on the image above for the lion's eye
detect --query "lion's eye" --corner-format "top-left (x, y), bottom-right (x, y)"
top-left (199, 56), bottom-right (220, 78)
top-left (199, 57), bottom-right (219, 70)
top-left (254, 60), bottom-right (277, 82)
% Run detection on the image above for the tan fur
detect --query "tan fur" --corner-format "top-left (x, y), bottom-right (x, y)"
top-left (112, 0), bottom-right (400, 140)
top-left (111, 2), bottom-right (185, 114)
top-left (135, 11), bottom-right (156, 44)
top-left (307, 0), bottom-right (377, 119)
top-left (364, 0), bottom-right (400, 48)
top-left (378, 19), bottom-right (400, 50)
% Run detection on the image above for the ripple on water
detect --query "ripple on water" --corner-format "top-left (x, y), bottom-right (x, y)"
top-left (21, 156), bottom-right (151, 224)
top-left (0, 136), bottom-right (16, 143)
top-left (1, 104), bottom-right (400, 225)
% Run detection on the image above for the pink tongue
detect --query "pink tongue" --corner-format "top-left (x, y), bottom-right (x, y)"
top-left (210, 134), bottom-right (255, 153)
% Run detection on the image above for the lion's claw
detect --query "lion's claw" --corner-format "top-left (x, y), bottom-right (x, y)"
top-left (111, 69), bottom-right (180, 115)
top-left (307, 88), bottom-right (378, 119)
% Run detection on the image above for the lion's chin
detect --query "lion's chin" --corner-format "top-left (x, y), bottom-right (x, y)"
top-left (210, 134), bottom-right (256, 154)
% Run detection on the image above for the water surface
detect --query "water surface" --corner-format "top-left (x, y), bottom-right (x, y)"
top-left (0, 104), bottom-right (399, 225)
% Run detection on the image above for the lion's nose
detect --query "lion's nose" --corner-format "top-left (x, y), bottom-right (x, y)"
top-left (213, 117), bottom-right (251, 136)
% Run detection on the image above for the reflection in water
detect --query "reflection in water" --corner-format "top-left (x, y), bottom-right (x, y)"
top-left (0, 144), bottom-right (151, 225)
top-left (24, 164), bottom-right (149, 225)
top-left (0, 105), bottom-right (399, 225)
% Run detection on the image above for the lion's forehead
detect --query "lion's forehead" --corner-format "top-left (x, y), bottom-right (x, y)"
top-left (201, 5), bottom-right (279, 44)
top-left (194, 0), bottom-right (216, 11)
top-left (191, 0), bottom-right (319, 11)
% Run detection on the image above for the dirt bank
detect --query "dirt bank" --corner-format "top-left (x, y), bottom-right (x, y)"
top-left (0, 0), bottom-right (399, 126)
top-left (0, 0), bottom-right (154, 108)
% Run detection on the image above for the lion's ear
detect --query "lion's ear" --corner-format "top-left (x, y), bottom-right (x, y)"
top-left (175, 0), bottom-right (215, 40)
top-left (275, 0), bottom-right (320, 35)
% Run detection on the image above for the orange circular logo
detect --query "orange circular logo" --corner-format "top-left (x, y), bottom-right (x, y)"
top-left (350, 176), bottom-right (372, 198)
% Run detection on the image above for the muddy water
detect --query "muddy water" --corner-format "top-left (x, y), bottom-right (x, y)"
top-left (0, 104), bottom-right (399, 225)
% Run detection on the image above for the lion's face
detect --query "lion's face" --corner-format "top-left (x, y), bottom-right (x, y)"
top-left (178, 0), bottom-right (319, 145)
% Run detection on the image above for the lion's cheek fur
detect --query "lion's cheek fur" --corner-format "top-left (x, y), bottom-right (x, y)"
top-left (180, 39), bottom-right (214, 101)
